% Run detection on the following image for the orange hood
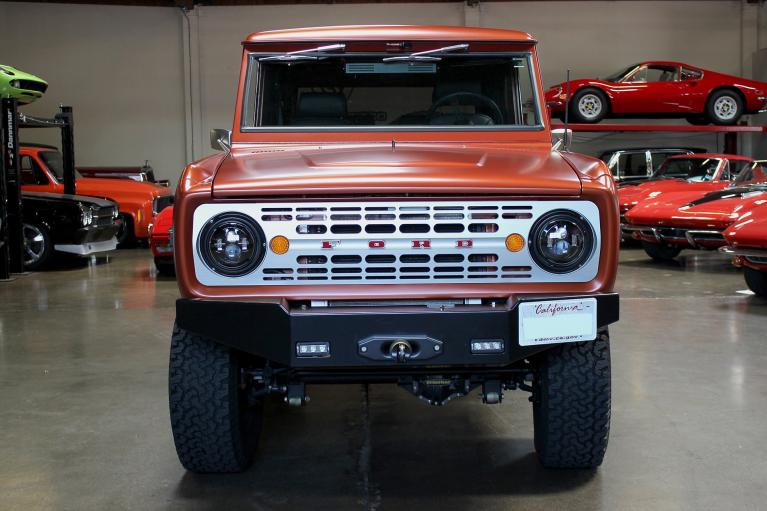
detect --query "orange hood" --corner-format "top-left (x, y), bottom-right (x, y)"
top-left (211, 143), bottom-right (583, 198)
top-left (75, 177), bottom-right (168, 201)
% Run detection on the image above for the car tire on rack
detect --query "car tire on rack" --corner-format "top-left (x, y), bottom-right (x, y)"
top-left (705, 90), bottom-right (743, 125)
top-left (22, 222), bottom-right (54, 271)
top-left (569, 88), bottom-right (609, 123)
top-left (744, 267), bottom-right (767, 297)
top-left (169, 323), bottom-right (263, 473)
top-left (641, 240), bottom-right (682, 261)
top-left (533, 328), bottom-right (611, 469)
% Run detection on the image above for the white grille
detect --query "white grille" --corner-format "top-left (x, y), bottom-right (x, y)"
top-left (192, 200), bottom-right (601, 286)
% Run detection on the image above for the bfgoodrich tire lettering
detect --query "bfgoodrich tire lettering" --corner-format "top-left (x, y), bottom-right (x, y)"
top-left (533, 328), bottom-right (611, 469)
top-left (169, 323), bottom-right (262, 473)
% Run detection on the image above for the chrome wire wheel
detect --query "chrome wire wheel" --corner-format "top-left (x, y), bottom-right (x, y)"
top-left (713, 96), bottom-right (738, 121)
top-left (23, 224), bottom-right (47, 266)
top-left (577, 93), bottom-right (603, 120)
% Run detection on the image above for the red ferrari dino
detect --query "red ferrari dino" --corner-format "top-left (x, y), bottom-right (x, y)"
top-left (623, 161), bottom-right (767, 260)
top-left (721, 204), bottom-right (767, 296)
top-left (545, 61), bottom-right (767, 125)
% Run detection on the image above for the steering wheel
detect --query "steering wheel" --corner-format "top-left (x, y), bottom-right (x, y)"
top-left (427, 92), bottom-right (505, 125)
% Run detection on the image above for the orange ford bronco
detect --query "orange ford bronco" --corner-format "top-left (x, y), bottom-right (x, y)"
top-left (169, 25), bottom-right (620, 473)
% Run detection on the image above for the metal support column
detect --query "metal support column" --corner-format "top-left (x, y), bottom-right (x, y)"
top-left (57, 106), bottom-right (76, 196)
top-left (0, 100), bottom-right (10, 280)
top-left (1, 98), bottom-right (24, 276)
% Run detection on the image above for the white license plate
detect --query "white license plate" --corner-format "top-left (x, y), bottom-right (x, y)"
top-left (518, 298), bottom-right (597, 346)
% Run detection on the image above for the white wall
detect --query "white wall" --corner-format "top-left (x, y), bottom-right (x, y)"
top-left (0, 3), bottom-right (187, 184)
top-left (0, 1), bottom-right (764, 186)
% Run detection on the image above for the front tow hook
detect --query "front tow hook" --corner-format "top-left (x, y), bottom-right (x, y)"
top-left (390, 340), bottom-right (413, 363)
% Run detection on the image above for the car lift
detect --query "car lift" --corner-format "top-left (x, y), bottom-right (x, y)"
top-left (550, 122), bottom-right (766, 155)
top-left (0, 101), bottom-right (76, 279)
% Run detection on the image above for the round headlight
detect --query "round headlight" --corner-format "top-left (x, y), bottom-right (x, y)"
top-left (528, 209), bottom-right (595, 274)
top-left (198, 213), bottom-right (265, 276)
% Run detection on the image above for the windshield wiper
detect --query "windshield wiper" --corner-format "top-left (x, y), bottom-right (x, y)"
top-left (259, 44), bottom-right (346, 62)
top-left (382, 43), bottom-right (469, 62)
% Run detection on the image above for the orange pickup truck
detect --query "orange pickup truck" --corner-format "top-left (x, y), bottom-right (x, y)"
top-left (19, 144), bottom-right (173, 245)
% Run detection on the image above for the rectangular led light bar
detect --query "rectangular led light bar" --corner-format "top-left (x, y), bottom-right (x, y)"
top-left (296, 342), bottom-right (331, 358)
top-left (470, 339), bottom-right (505, 354)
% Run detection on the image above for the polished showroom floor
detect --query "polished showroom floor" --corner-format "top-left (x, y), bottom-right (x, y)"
top-left (1, 247), bottom-right (766, 511)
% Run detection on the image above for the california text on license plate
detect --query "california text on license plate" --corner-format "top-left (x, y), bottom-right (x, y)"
top-left (518, 298), bottom-right (597, 346)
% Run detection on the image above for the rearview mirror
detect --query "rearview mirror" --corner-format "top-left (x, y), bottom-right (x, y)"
top-left (210, 128), bottom-right (231, 152)
top-left (551, 128), bottom-right (573, 151)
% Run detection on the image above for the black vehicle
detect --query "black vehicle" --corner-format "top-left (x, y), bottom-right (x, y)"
top-left (599, 147), bottom-right (707, 184)
top-left (22, 192), bottom-right (119, 270)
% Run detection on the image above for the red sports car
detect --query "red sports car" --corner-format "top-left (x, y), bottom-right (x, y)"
top-left (623, 161), bottom-right (767, 260)
top-left (545, 61), bottom-right (767, 125)
top-left (619, 154), bottom-right (754, 224)
top-left (149, 205), bottom-right (174, 276)
top-left (721, 204), bottom-right (767, 296)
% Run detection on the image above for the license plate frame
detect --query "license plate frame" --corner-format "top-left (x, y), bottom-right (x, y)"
top-left (518, 298), bottom-right (597, 346)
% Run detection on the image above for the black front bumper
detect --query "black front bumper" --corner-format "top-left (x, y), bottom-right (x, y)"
top-left (176, 293), bottom-right (619, 369)
top-left (73, 224), bottom-right (119, 244)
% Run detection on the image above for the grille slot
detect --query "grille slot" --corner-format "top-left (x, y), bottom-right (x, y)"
top-left (331, 255), bottom-right (362, 264)
top-left (331, 224), bottom-right (362, 234)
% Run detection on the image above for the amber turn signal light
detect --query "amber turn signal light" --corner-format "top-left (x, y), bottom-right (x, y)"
top-left (505, 233), bottom-right (525, 252)
top-left (269, 235), bottom-right (290, 255)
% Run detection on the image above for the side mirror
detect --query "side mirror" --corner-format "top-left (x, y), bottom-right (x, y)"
top-left (551, 128), bottom-right (573, 151)
top-left (210, 128), bottom-right (232, 152)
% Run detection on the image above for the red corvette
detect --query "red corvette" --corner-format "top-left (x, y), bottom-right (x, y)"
top-left (623, 161), bottom-right (767, 260)
top-left (545, 61), bottom-right (767, 125)
top-left (721, 204), bottom-right (767, 296)
top-left (149, 205), bottom-right (174, 276)
top-left (619, 154), bottom-right (753, 222)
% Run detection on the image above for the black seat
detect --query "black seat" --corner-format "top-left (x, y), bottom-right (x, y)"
top-left (292, 92), bottom-right (349, 126)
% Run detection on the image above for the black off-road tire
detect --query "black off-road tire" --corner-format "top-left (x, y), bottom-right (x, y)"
top-left (169, 324), bottom-right (263, 473)
top-left (744, 267), bottom-right (767, 297)
top-left (533, 329), bottom-right (611, 469)
top-left (642, 240), bottom-right (682, 261)
top-left (705, 89), bottom-right (744, 126)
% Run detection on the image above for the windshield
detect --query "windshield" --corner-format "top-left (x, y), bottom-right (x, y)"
top-left (603, 64), bottom-right (638, 82)
top-left (734, 161), bottom-right (766, 185)
top-left (39, 151), bottom-right (82, 182)
top-left (654, 157), bottom-right (721, 182)
top-left (242, 51), bottom-right (541, 129)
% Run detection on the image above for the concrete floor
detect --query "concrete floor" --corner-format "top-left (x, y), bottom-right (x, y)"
top-left (1, 247), bottom-right (766, 511)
